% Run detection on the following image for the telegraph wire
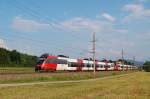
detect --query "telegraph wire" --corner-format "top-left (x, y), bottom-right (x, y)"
top-left (8, 0), bottom-right (87, 40)
top-left (1, 0), bottom-right (95, 57)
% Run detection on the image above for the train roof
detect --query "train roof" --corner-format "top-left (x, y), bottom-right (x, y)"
top-left (57, 55), bottom-right (69, 58)
top-left (47, 55), bottom-right (57, 58)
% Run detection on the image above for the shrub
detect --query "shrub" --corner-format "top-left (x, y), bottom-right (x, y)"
top-left (143, 61), bottom-right (150, 72)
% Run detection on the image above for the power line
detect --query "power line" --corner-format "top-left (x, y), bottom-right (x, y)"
top-left (7, 0), bottom-right (87, 40)
top-left (1, 33), bottom-right (89, 57)
top-left (1, 1), bottom-right (93, 57)
top-left (6, 0), bottom-right (86, 43)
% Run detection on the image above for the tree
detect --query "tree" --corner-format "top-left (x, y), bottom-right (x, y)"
top-left (0, 48), bottom-right (37, 67)
top-left (143, 61), bottom-right (150, 72)
top-left (10, 50), bottom-right (21, 64)
top-left (0, 48), bottom-right (10, 64)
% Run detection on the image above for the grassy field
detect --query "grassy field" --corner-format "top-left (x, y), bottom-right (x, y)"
top-left (0, 67), bottom-right (34, 74)
top-left (0, 72), bottom-right (149, 99)
top-left (0, 67), bottom-right (134, 84)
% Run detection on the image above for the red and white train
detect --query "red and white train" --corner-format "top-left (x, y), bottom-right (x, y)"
top-left (35, 54), bottom-right (137, 72)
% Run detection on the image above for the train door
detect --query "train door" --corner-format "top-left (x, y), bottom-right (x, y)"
top-left (104, 61), bottom-right (108, 71)
top-left (114, 63), bottom-right (119, 71)
top-left (56, 59), bottom-right (68, 70)
top-left (95, 60), bottom-right (98, 71)
top-left (126, 65), bottom-right (128, 71)
top-left (77, 59), bottom-right (83, 71)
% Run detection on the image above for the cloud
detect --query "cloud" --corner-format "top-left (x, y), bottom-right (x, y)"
top-left (111, 29), bottom-right (128, 33)
top-left (101, 13), bottom-right (116, 22)
top-left (123, 4), bottom-right (150, 22)
top-left (11, 15), bottom-right (126, 34)
top-left (12, 16), bottom-right (50, 32)
top-left (55, 17), bottom-right (102, 32)
top-left (137, 0), bottom-right (149, 3)
top-left (0, 38), bottom-right (8, 49)
top-left (52, 17), bottom-right (127, 34)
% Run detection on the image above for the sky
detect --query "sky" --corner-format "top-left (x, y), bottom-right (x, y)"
top-left (0, 0), bottom-right (150, 61)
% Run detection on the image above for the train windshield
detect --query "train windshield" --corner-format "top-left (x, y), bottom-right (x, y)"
top-left (45, 58), bottom-right (67, 64)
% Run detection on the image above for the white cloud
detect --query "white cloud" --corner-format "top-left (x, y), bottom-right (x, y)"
top-left (11, 15), bottom-right (126, 34)
top-left (111, 29), bottom-right (128, 33)
top-left (12, 16), bottom-right (50, 32)
top-left (123, 4), bottom-right (150, 22)
top-left (0, 38), bottom-right (8, 49)
top-left (137, 0), bottom-right (149, 3)
top-left (102, 13), bottom-right (116, 22)
top-left (51, 17), bottom-right (126, 34)
top-left (123, 4), bottom-right (143, 13)
top-left (56, 17), bottom-right (102, 32)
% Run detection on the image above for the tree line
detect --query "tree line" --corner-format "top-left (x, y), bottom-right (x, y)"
top-left (143, 61), bottom-right (150, 72)
top-left (0, 47), bottom-right (149, 71)
top-left (0, 48), bottom-right (37, 67)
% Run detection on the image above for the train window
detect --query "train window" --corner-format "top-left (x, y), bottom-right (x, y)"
top-left (57, 59), bottom-right (67, 64)
top-left (69, 62), bottom-right (78, 67)
top-left (111, 64), bottom-right (114, 67)
top-left (45, 58), bottom-right (57, 64)
top-left (80, 64), bottom-right (84, 67)
top-left (87, 64), bottom-right (91, 67)
top-left (96, 64), bottom-right (99, 67)
top-left (83, 63), bottom-right (94, 67)
top-left (45, 58), bottom-right (67, 64)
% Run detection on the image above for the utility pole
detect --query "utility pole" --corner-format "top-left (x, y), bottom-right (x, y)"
top-left (92, 32), bottom-right (96, 74)
top-left (122, 48), bottom-right (124, 71)
top-left (133, 56), bottom-right (135, 70)
top-left (133, 56), bottom-right (135, 65)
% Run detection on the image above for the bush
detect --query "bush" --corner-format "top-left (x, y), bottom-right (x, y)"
top-left (143, 61), bottom-right (150, 72)
top-left (0, 48), bottom-right (37, 67)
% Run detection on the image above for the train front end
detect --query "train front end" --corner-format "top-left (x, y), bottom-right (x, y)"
top-left (35, 54), bottom-right (50, 72)
top-left (35, 54), bottom-right (60, 72)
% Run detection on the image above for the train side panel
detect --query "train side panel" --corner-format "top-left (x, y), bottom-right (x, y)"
top-left (56, 57), bottom-right (68, 70)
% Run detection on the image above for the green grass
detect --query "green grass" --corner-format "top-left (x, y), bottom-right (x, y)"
top-left (0, 67), bottom-right (137, 84)
top-left (0, 72), bottom-right (150, 99)
top-left (0, 67), bottom-right (34, 74)
top-left (0, 68), bottom-right (134, 84)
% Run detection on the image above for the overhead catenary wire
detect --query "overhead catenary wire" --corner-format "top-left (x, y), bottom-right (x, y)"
top-left (1, 0), bottom-right (97, 58)
top-left (0, 32), bottom-right (89, 57)
top-left (6, 0), bottom-right (86, 42)
top-left (7, 0), bottom-right (89, 40)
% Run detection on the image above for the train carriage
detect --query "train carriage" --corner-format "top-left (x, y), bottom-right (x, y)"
top-left (96, 62), bottom-right (105, 71)
top-left (107, 63), bottom-right (115, 70)
top-left (35, 54), bottom-right (137, 72)
top-left (67, 58), bottom-right (78, 71)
